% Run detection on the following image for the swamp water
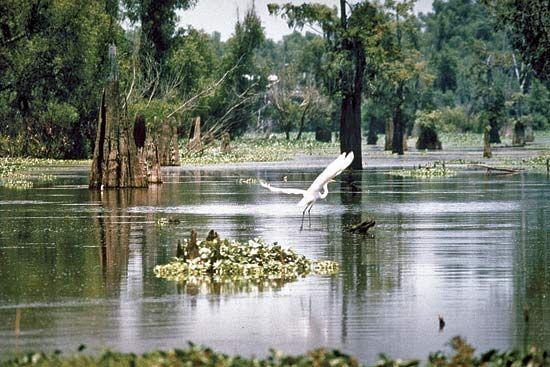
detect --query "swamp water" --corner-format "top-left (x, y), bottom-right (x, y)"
top-left (0, 164), bottom-right (548, 362)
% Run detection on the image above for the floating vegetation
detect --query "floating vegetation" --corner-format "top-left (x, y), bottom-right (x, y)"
top-left (180, 134), bottom-right (338, 165)
top-left (236, 177), bottom-right (262, 185)
top-left (3, 337), bottom-right (550, 367)
top-left (155, 216), bottom-right (182, 226)
top-left (0, 157), bottom-right (87, 189)
top-left (2, 178), bottom-right (34, 189)
top-left (154, 231), bottom-right (339, 287)
top-left (504, 153), bottom-right (550, 172)
top-left (389, 162), bottom-right (456, 178)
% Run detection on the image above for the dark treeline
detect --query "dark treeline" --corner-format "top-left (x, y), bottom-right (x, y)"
top-left (0, 0), bottom-right (548, 159)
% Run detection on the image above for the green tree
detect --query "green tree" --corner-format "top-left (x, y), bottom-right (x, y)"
top-left (377, 1), bottom-right (430, 154)
top-left (483, 0), bottom-right (549, 88)
top-left (269, 1), bottom-right (386, 169)
top-left (206, 7), bottom-right (266, 136)
top-left (123, 0), bottom-right (196, 64)
top-left (0, 0), bottom-right (116, 158)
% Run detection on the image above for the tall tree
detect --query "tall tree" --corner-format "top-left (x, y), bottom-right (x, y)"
top-left (123, 0), bottom-right (196, 64)
top-left (269, 2), bottom-right (385, 169)
top-left (483, 0), bottom-right (549, 88)
top-left (207, 7), bottom-right (265, 136)
top-left (0, 0), bottom-right (115, 158)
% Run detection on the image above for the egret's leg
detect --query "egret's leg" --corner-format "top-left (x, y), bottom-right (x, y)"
top-left (300, 205), bottom-right (308, 230)
top-left (307, 204), bottom-right (314, 227)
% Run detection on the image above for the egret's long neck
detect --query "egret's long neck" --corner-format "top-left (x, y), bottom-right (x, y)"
top-left (319, 183), bottom-right (329, 199)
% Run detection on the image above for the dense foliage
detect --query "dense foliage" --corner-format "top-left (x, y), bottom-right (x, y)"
top-left (2, 337), bottom-right (549, 367)
top-left (0, 0), bottom-right (548, 159)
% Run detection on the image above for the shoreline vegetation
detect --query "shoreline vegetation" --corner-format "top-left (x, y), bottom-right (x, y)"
top-left (2, 337), bottom-right (549, 367)
top-left (1, 132), bottom-right (548, 189)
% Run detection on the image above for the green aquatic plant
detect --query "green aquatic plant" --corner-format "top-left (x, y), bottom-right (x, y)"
top-left (388, 162), bottom-right (456, 178)
top-left (3, 337), bottom-right (549, 367)
top-left (180, 134), bottom-right (338, 165)
top-left (0, 157), bottom-right (88, 189)
top-left (154, 236), bottom-right (339, 285)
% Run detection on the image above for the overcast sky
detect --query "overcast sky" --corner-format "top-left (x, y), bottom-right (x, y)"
top-left (178, 0), bottom-right (434, 41)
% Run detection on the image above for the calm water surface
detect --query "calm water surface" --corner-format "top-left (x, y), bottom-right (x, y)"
top-left (0, 164), bottom-right (549, 362)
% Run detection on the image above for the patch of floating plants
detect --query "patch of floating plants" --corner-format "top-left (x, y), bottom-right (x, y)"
top-left (0, 158), bottom-right (60, 189)
top-left (389, 161), bottom-right (456, 178)
top-left (154, 230), bottom-right (339, 292)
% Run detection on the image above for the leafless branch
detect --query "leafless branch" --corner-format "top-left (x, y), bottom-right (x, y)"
top-left (167, 59), bottom-right (242, 119)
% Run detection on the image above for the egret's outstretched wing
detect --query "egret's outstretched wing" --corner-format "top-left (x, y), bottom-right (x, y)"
top-left (260, 181), bottom-right (306, 195)
top-left (306, 152), bottom-right (354, 193)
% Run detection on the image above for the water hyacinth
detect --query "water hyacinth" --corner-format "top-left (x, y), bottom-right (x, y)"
top-left (154, 236), bottom-right (339, 286)
top-left (180, 134), bottom-right (338, 165)
top-left (0, 157), bottom-right (81, 189)
top-left (389, 162), bottom-right (456, 178)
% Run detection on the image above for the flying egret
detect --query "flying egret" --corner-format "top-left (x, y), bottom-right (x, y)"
top-left (260, 152), bottom-right (354, 229)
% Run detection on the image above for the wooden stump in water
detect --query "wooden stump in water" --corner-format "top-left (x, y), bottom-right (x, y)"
top-left (206, 229), bottom-right (219, 241)
top-left (187, 116), bottom-right (202, 152)
top-left (512, 120), bottom-right (526, 146)
top-left (89, 45), bottom-right (147, 189)
top-left (158, 118), bottom-right (180, 166)
top-left (416, 124), bottom-right (442, 150)
top-left (384, 119), bottom-right (393, 151)
top-left (483, 126), bottom-right (492, 158)
top-left (349, 219), bottom-right (376, 235)
top-left (315, 127), bottom-right (331, 142)
top-left (187, 229), bottom-right (200, 260)
top-left (221, 132), bottom-right (231, 153)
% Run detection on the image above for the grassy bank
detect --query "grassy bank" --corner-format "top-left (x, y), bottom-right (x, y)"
top-left (2, 337), bottom-right (548, 367)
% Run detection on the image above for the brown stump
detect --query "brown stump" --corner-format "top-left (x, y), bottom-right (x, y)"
top-left (221, 132), bottom-right (231, 153)
top-left (384, 119), bottom-right (393, 151)
top-left (89, 45), bottom-right (147, 189)
top-left (315, 127), bottom-right (331, 142)
top-left (187, 116), bottom-right (202, 153)
top-left (158, 118), bottom-right (180, 166)
top-left (512, 120), bottom-right (526, 146)
top-left (483, 126), bottom-right (492, 158)
top-left (416, 124), bottom-right (442, 150)
top-left (187, 229), bottom-right (200, 260)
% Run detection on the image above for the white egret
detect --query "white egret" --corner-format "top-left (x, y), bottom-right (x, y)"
top-left (260, 152), bottom-right (354, 229)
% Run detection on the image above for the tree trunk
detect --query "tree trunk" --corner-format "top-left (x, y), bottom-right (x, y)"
top-left (338, 0), bottom-right (363, 170)
top-left (488, 118), bottom-right (501, 143)
top-left (339, 52), bottom-right (364, 169)
top-left (483, 126), bottom-right (492, 158)
top-left (89, 83), bottom-right (147, 189)
top-left (385, 118), bottom-right (393, 151)
top-left (392, 85), bottom-right (404, 155)
top-left (187, 116), bottom-right (202, 152)
top-left (157, 118), bottom-right (180, 166)
top-left (367, 120), bottom-right (378, 145)
top-left (512, 120), bottom-right (525, 146)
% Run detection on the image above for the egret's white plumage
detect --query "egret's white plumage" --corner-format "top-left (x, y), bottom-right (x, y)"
top-left (260, 152), bottom-right (354, 229)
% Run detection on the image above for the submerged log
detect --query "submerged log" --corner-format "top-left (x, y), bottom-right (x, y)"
top-left (475, 164), bottom-right (522, 174)
top-left (349, 219), bottom-right (376, 235)
top-left (89, 45), bottom-right (147, 189)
